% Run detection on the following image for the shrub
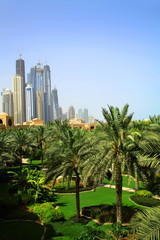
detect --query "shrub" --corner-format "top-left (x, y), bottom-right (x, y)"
top-left (82, 205), bottom-right (138, 223)
top-left (130, 195), bottom-right (160, 207)
top-left (111, 223), bottom-right (129, 239)
top-left (30, 202), bottom-right (64, 224)
top-left (76, 226), bottom-right (107, 240)
top-left (134, 190), bottom-right (153, 198)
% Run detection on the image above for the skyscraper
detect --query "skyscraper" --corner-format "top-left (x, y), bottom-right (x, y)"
top-left (26, 84), bottom-right (34, 121)
top-left (27, 66), bottom-right (36, 119)
top-left (36, 89), bottom-right (45, 121)
top-left (12, 75), bottom-right (25, 124)
top-left (59, 106), bottom-right (63, 121)
top-left (67, 105), bottom-right (75, 120)
top-left (52, 87), bottom-right (59, 120)
top-left (16, 54), bottom-right (26, 121)
top-left (83, 108), bottom-right (88, 123)
top-left (35, 62), bottom-right (45, 122)
top-left (78, 109), bottom-right (83, 119)
top-left (2, 89), bottom-right (13, 116)
top-left (43, 65), bottom-right (52, 122)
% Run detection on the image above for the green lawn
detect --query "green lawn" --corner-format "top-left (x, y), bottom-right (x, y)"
top-left (0, 219), bottom-right (44, 240)
top-left (55, 187), bottom-right (139, 220)
top-left (104, 175), bottom-right (144, 189)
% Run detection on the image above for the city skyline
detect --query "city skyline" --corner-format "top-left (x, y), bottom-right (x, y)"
top-left (1, 56), bottom-right (91, 124)
top-left (0, 1), bottom-right (160, 121)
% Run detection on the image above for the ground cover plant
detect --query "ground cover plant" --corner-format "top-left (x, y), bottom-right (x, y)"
top-left (82, 204), bottom-right (139, 223)
top-left (130, 190), bottom-right (160, 207)
top-left (29, 202), bottom-right (64, 224)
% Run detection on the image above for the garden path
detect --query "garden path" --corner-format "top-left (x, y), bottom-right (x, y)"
top-left (100, 184), bottom-right (135, 193)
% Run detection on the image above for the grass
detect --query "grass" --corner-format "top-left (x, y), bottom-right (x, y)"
top-left (54, 187), bottom-right (140, 220)
top-left (27, 159), bottom-right (42, 165)
top-left (104, 175), bottom-right (145, 189)
top-left (0, 219), bottom-right (44, 240)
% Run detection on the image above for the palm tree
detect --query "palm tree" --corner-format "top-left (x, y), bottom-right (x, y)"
top-left (83, 104), bottom-right (137, 223)
top-left (45, 122), bottom-right (88, 220)
top-left (9, 128), bottom-right (34, 169)
top-left (131, 206), bottom-right (160, 240)
top-left (31, 126), bottom-right (47, 165)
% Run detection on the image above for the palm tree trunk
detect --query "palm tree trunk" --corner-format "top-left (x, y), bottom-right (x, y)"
top-left (116, 163), bottom-right (122, 223)
top-left (135, 171), bottom-right (139, 191)
top-left (20, 148), bottom-right (22, 170)
top-left (75, 171), bottom-right (80, 221)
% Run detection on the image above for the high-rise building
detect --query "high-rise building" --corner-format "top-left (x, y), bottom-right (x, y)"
top-left (88, 115), bottom-right (94, 124)
top-left (36, 62), bottom-right (43, 91)
top-left (12, 75), bottom-right (25, 124)
top-left (52, 87), bottom-right (59, 120)
top-left (78, 109), bottom-right (83, 119)
top-left (27, 66), bottom-right (36, 119)
top-left (63, 112), bottom-right (67, 121)
top-left (36, 89), bottom-right (45, 121)
top-left (35, 62), bottom-right (45, 122)
top-left (59, 106), bottom-right (63, 121)
top-left (43, 65), bottom-right (52, 122)
top-left (67, 105), bottom-right (75, 120)
top-left (16, 55), bottom-right (26, 121)
top-left (26, 84), bottom-right (34, 121)
top-left (2, 89), bottom-right (13, 116)
top-left (83, 108), bottom-right (88, 123)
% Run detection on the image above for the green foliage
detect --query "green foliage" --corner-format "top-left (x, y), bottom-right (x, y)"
top-left (111, 223), bottom-right (129, 239)
top-left (131, 206), bottom-right (160, 240)
top-left (82, 205), bottom-right (138, 223)
top-left (30, 202), bottom-right (64, 224)
top-left (130, 195), bottom-right (160, 207)
top-left (134, 190), bottom-right (153, 198)
top-left (76, 226), bottom-right (107, 240)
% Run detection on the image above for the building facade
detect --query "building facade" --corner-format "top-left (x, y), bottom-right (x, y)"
top-left (26, 84), bottom-right (35, 121)
top-left (67, 105), bottom-right (75, 120)
top-left (12, 75), bottom-right (25, 125)
top-left (2, 89), bottom-right (13, 116)
top-left (16, 55), bottom-right (26, 121)
top-left (52, 87), bottom-right (59, 120)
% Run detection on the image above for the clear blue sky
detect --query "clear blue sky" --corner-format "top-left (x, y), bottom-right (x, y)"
top-left (0, 0), bottom-right (160, 120)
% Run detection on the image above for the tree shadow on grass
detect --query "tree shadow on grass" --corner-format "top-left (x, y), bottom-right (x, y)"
top-left (44, 223), bottom-right (64, 240)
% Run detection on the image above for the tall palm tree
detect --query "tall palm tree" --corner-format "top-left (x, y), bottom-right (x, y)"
top-left (83, 104), bottom-right (136, 223)
top-left (45, 123), bottom-right (88, 220)
top-left (9, 128), bottom-right (33, 169)
top-left (31, 126), bottom-right (47, 165)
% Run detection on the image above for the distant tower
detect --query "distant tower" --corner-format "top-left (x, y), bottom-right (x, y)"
top-left (2, 89), bottom-right (13, 116)
top-left (89, 115), bottom-right (94, 124)
top-left (43, 65), bottom-right (52, 122)
top-left (83, 108), bottom-right (88, 123)
top-left (12, 75), bottom-right (25, 124)
top-left (26, 84), bottom-right (34, 121)
top-left (78, 109), bottom-right (83, 119)
top-left (67, 105), bottom-right (75, 120)
top-left (36, 89), bottom-right (45, 121)
top-left (35, 62), bottom-right (45, 122)
top-left (59, 106), bottom-right (63, 121)
top-left (16, 54), bottom-right (26, 121)
top-left (27, 66), bottom-right (36, 119)
top-left (52, 87), bottom-right (59, 120)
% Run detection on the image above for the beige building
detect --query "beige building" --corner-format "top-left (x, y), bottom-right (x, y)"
top-left (12, 75), bottom-right (25, 125)
top-left (36, 90), bottom-right (45, 122)
top-left (0, 112), bottom-right (44, 131)
top-left (2, 89), bottom-right (13, 116)
top-left (67, 105), bottom-right (75, 120)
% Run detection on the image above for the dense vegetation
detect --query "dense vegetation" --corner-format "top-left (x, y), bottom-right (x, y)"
top-left (1, 104), bottom-right (160, 239)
